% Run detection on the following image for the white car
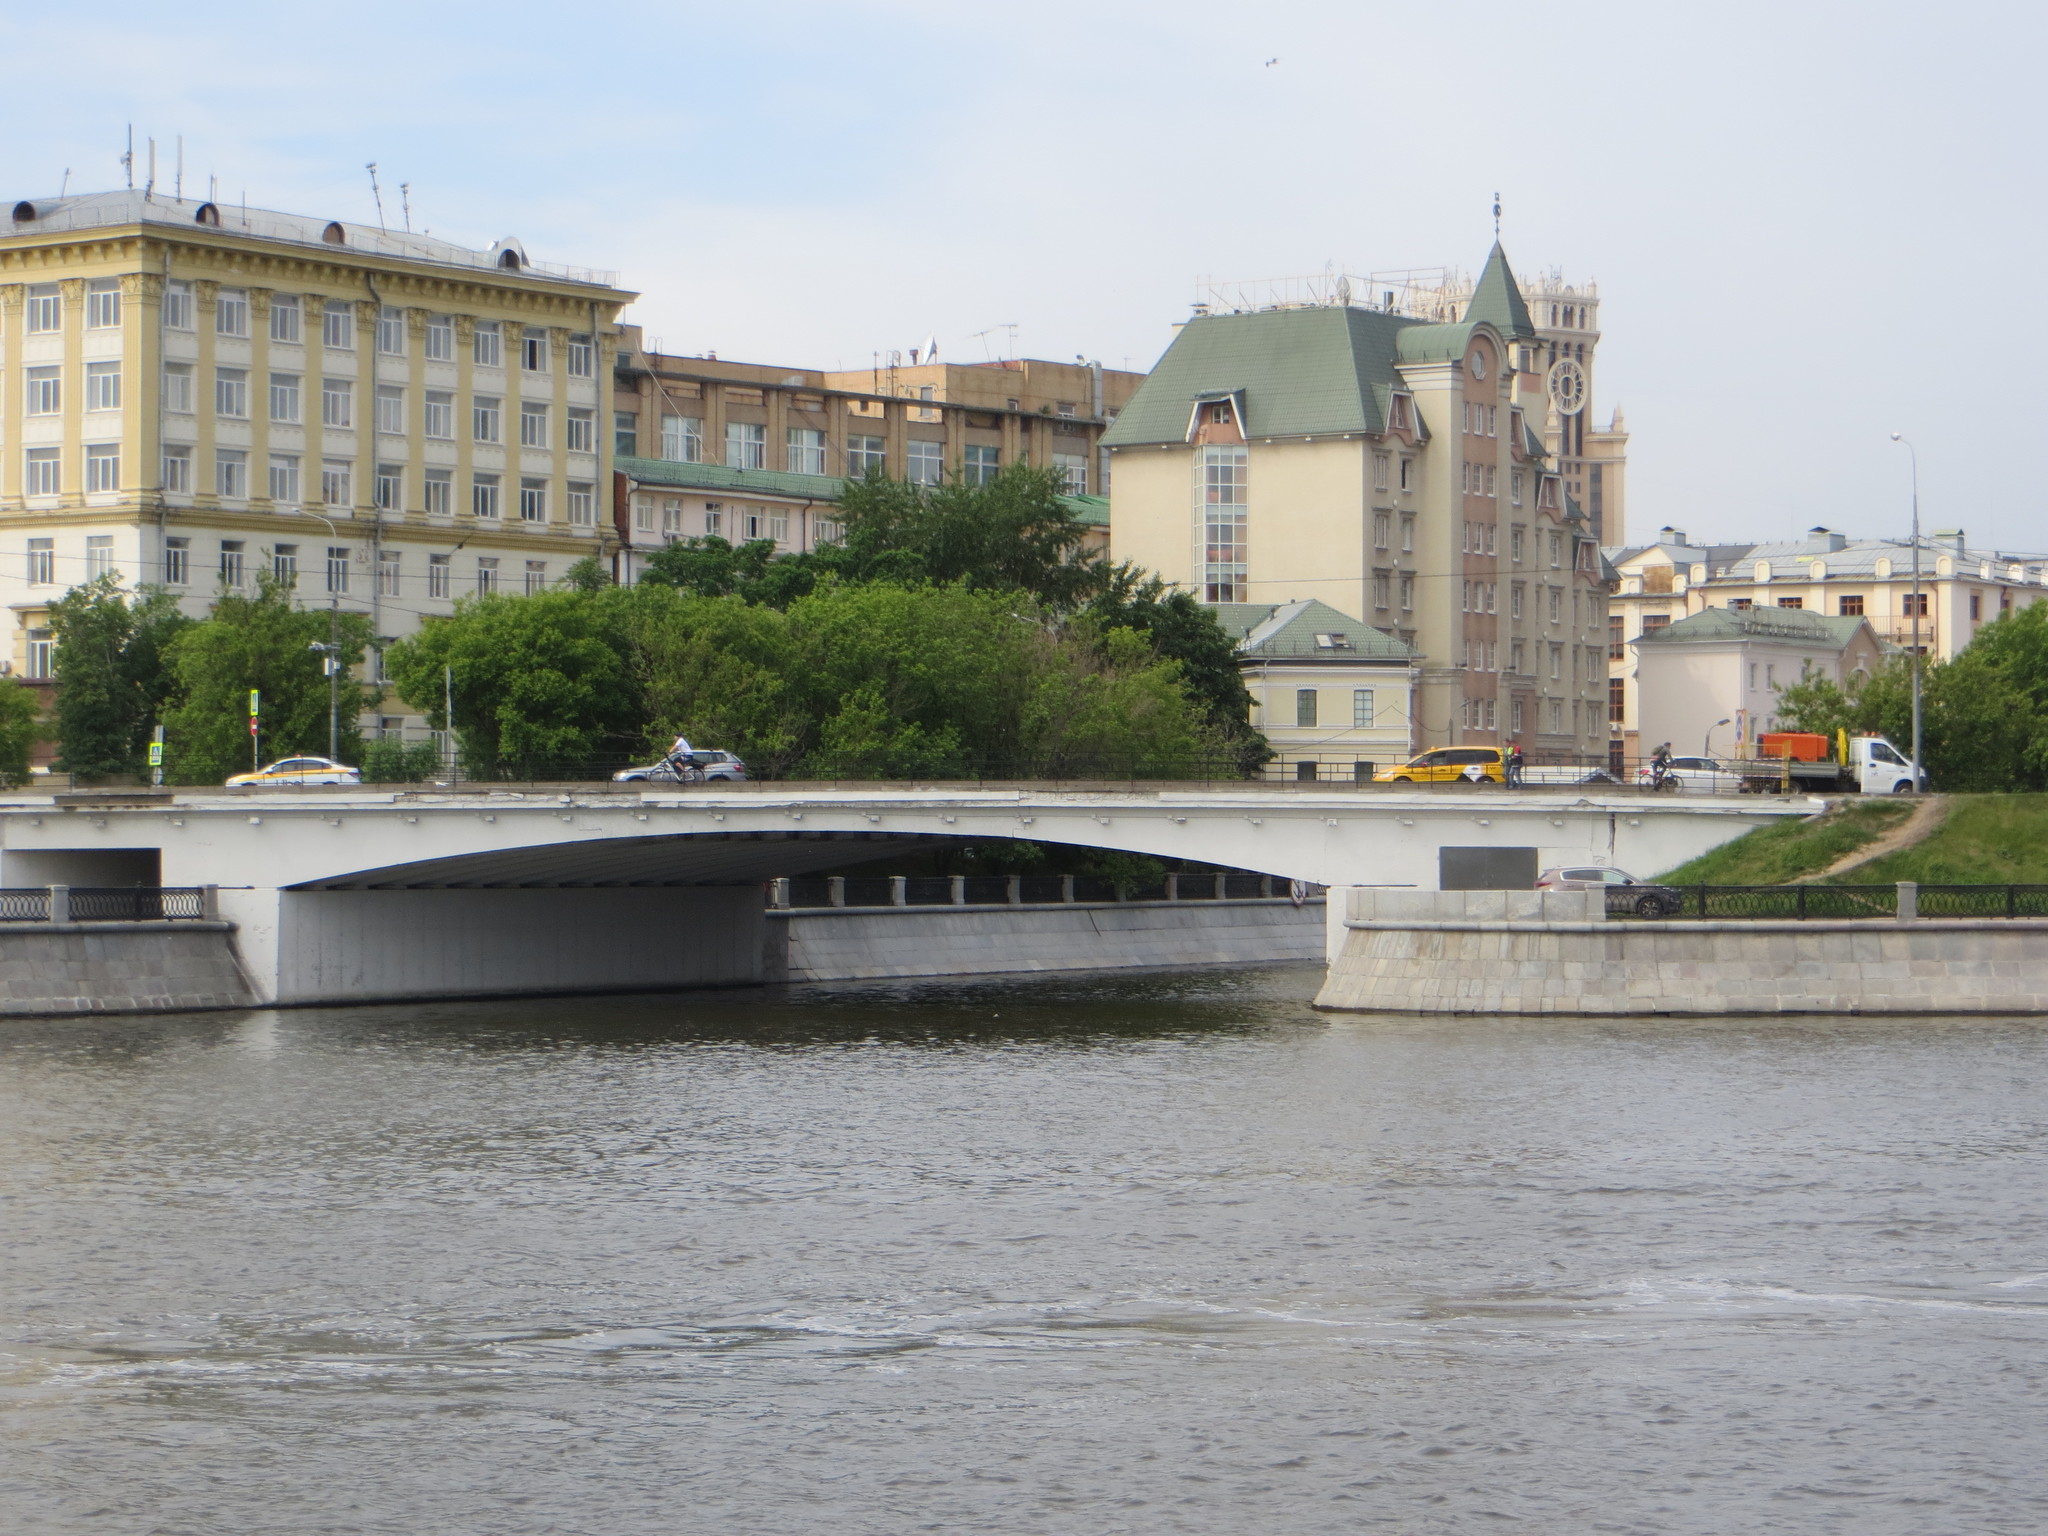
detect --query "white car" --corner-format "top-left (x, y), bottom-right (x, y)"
top-left (1636, 755), bottom-right (1746, 794)
top-left (226, 755), bottom-right (363, 786)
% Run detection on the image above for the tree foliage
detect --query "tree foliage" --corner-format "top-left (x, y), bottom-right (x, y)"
top-left (1773, 604), bottom-right (2048, 792)
top-left (46, 578), bottom-right (193, 779)
top-left (0, 677), bottom-right (41, 787)
top-left (384, 580), bottom-right (1231, 779)
top-left (161, 575), bottom-right (373, 784)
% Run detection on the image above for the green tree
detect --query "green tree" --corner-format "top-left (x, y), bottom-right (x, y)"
top-left (0, 677), bottom-right (42, 787)
top-left (384, 588), bottom-right (640, 775)
top-left (625, 587), bottom-right (810, 775)
top-left (46, 578), bottom-right (193, 779)
top-left (828, 463), bottom-right (1104, 607)
top-left (162, 574), bottom-right (373, 783)
top-left (638, 536), bottom-right (825, 607)
top-left (1080, 566), bottom-right (1264, 767)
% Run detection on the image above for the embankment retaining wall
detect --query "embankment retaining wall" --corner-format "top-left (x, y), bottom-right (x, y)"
top-left (0, 922), bottom-right (255, 1015)
top-left (1316, 888), bottom-right (2048, 1015)
top-left (770, 897), bottom-right (1325, 982)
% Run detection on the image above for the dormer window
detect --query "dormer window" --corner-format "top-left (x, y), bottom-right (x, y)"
top-left (1210, 403), bottom-right (1231, 424)
top-left (1313, 632), bottom-right (1353, 650)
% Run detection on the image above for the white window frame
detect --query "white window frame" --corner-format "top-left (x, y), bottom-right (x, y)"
top-left (472, 474), bottom-right (501, 519)
top-left (519, 478), bottom-right (547, 522)
top-left (424, 314), bottom-right (455, 361)
top-left (26, 367), bottom-right (60, 416)
top-left (375, 386), bottom-right (405, 435)
top-left (268, 454), bottom-right (300, 504)
top-left (473, 321), bottom-right (502, 368)
top-left (164, 282), bottom-right (194, 332)
top-left (520, 403), bottom-right (549, 449)
top-left (216, 367), bottom-right (249, 419)
top-left (269, 294), bottom-right (302, 344)
top-left (567, 482), bottom-right (596, 526)
top-left (84, 446), bottom-right (120, 495)
top-left (322, 378), bottom-right (353, 428)
top-left (85, 361), bottom-right (121, 411)
top-left (162, 445), bottom-right (193, 494)
top-left (86, 279), bottom-right (121, 329)
top-left (322, 301), bottom-right (354, 350)
top-left (725, 421), bottom-right (766, 470)
top-left (376, 306), bottom-right (406, 355)
top-left (216, 449), bottom-right (248, 499)
top-left (907, 439), bottom-right (944, 485)
top-left (25, 285), bottom-right (61, 333)
top-left (322, 461), bottom-right (352, 508)
top-left (786, 427), bottom-right (826, 475)
top-left (428, 554), bottom-right (452, 599)
top-left (474, 397), bottom-right (502, 443)
top-left (423, 468), bottom-right (453, 516)
top-left (216, 288), bottom-right (249, 337)
top-left (269, 372), bottom-right (301, 424)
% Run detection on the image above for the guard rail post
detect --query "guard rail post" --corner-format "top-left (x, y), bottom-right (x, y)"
top-left (828, 876), bottom-right (845, 908)
top-left (201, 884), bottom-right (220, 921)
top-left (769, 878), bottom-right (791, 910)
top-left (950, 876), bottom-right (965, 907)
top-left (1006, 875), bottom-right (1021, 905)
top-left (1165, 873), bottom-right (1180, 901)
top-left (1061, 875), bottom-right (1075, 904)
top-left (47, 885), bottom-right (69, 924)
top-left (889, 876), bottom-right (907, 908)
top-left (1896, 881), bottom-right (1917, 921)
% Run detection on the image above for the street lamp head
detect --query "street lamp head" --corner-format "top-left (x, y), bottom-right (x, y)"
top-left (1890, 431), bottom-right (1904, 442)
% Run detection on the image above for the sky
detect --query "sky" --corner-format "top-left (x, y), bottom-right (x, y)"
top-left (3, 0), bottom-right (2039, 550)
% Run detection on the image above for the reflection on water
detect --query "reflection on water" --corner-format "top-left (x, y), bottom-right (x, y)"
top-left (4, 965), bottom-right (2047, 1534)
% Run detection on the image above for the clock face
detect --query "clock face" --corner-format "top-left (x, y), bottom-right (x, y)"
top-left (1468, 349), bottom-right (1487, 380)
top-left (1547, 358), bottom-right (1587, 416)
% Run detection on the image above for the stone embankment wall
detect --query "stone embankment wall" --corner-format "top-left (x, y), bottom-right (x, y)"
top-left (1317, 889), bottom-right (2048, 1016)
top-left (0, 922), bottom-right (255, 1015)
top-left (769, 897), bottom-right (1325, 983)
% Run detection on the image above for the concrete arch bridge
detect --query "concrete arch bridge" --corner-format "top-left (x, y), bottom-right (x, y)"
top-left (0, 783), bottom-right (1813, 1004)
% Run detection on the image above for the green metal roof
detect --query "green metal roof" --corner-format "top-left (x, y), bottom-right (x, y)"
top-left (1101, 305), bottom-right (1425, 447)
top-left (619, 455), bottom-right (846, 500)
top-left (1393, 320), bottom-right (1481, 365)
top-left (1209, 599), bottom-right (1415, 662)
top-left (1633, 606), bottom-right (1872, 649)
top-left (1464, 243), bottom-right (1537, 340)
top-left (619, 455), bottom-right (1107, 525)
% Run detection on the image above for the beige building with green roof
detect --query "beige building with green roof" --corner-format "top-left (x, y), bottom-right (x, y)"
top-left (1104, 245), bottom-right (1610, 768)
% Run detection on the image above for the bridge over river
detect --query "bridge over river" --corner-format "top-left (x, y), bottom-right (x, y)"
top-left (0, 782), bottom-right (1815, 1005)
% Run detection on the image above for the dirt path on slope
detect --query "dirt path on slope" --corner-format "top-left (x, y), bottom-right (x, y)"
top-left (1794, 795), bottom-right (1949, 883)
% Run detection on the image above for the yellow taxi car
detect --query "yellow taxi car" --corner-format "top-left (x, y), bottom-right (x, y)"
top-left (1371, 746), bottom-right (1506, 784)
top-left (225, 756), bottom-right (363, 787)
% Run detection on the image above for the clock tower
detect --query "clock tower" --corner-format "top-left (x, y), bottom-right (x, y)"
top-left (1520, 272), bottom-right (1627, 544)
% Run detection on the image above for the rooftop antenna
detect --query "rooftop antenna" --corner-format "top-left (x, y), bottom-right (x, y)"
top-left (175, 136), bottom-right (183, 201)
top-left (366, 162), bottom-right (386, 230)
top-left (1493, 190), bottom-right (1502, 240)
top-left (122, 125), bottom-right (134, 189)
top-left (144, 137), bottom-right (156, 201)
top-left (399, 181), bottom-right (412, 233)
top-left (208, 173), bottom-right (218, 202)
top-left (59, 168), bottom-right (70, 196)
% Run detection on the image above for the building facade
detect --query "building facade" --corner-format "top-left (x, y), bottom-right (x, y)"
top-left (1211, 598), bottom-right (1417, 779)
top-left (1632, 605), bottom-right (1885, 761)
top-left (1605, 524), bottom-right (2048, 758)
top-left (0, 191), bottom-right (633, 702)
top-left (1105, 245), bottom-right (1611, 766)
top-left (611, 336), bottom-right (1137, 578)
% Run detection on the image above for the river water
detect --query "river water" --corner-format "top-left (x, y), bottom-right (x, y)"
top-left (3, 965), bottom-right (2046, 1535)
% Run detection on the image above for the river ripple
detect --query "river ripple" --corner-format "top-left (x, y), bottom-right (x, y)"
top-left (2, 965), bottom-right (2046, 1534)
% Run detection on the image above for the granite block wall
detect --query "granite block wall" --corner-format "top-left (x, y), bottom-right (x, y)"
top-left (0, 923), bottom-right (255, 1015)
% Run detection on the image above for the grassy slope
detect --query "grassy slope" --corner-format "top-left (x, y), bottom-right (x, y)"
top-left (1844, 795), bottom-right (2048, 885)
top-left (1656, 798), bottom-right (1914, 885)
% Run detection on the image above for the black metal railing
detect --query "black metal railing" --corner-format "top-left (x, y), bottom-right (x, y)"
top-left (0, 887), bottom-right (211, 922)
top-left (776, 873), bottom-right (1314, 911)
top-left (0, 889), bottom-right (50, 922)
top-left (1610, 884), bottom-right (2048, 921)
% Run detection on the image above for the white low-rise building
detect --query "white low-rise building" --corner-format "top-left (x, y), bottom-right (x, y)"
top-left (1213, 598), bottom-right (1417, 780)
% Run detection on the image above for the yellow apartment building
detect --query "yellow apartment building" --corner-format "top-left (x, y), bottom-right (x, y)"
top-left (0, 190), bottom-right (633, 711)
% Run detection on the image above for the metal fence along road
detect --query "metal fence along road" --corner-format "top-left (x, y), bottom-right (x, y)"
top-left (1616, 885), bottom-right (2048, 921)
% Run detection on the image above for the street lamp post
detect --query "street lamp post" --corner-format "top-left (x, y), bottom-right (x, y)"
top-left (1889, 433), bottom-right (1923, 788)
top-left (1704, 717), bottom-right (1731, 759)
top-left (284, 508), bottom-right (343, 763)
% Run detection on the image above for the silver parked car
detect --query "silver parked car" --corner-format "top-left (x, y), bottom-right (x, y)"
top-left (1536, 864), bottom-right (1684, 917)
top-left (612, 750), bottom-right (749, 784)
